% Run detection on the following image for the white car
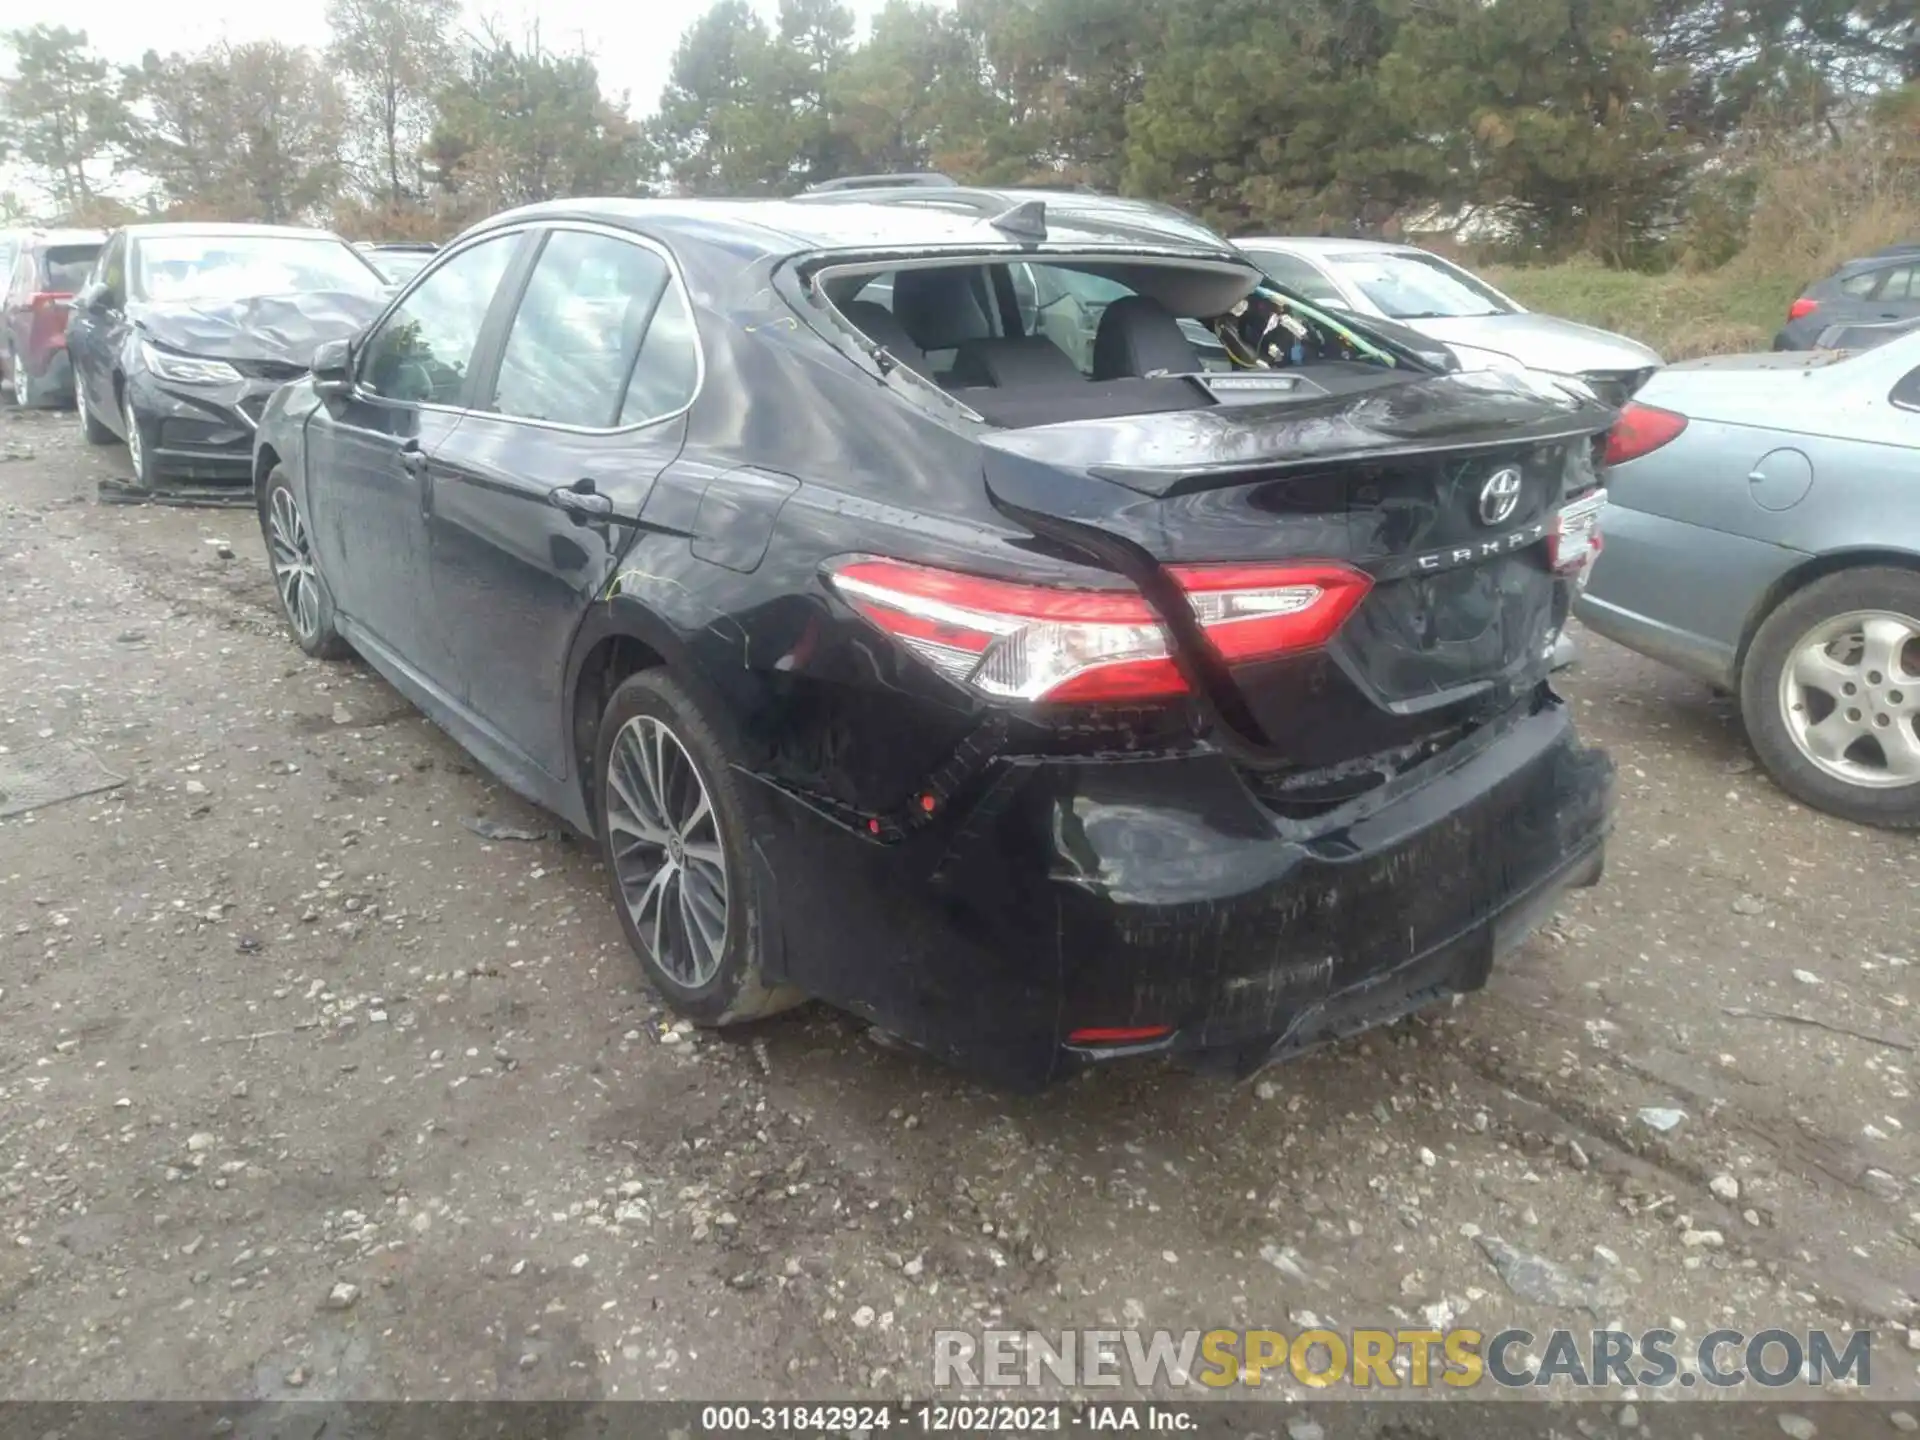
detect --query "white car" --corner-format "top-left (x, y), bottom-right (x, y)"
top-left (1235, 236), bottom-right (1663, 405)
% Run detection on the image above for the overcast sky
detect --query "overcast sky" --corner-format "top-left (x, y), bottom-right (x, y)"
top-left (6, 0), bottom-right (893, 130)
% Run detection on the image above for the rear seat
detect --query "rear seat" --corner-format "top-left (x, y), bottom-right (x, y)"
top-left (947, 336), bottom-right (1082, 389)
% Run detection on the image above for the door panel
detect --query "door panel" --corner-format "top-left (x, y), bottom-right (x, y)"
top-left (67, 232), bottom-right (126, 422)
top-left (303, 231), bottom-right (525, 679)
top-left (428, 227), bottom-right (696, 777)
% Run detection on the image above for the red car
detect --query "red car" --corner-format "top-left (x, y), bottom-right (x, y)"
top-left (2, 228), bottom-right (105, 408)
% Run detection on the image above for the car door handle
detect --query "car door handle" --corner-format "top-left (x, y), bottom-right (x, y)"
top-left (547, 479), bottom-right (627, 526)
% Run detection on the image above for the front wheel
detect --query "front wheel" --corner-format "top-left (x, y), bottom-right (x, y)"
top-left (76, 380), bottom-right (114, 443)
top-left (1741, 567), bottom-right (1920, 828)
top-left (6, 350), bottom-right (34, 408)
top-left (258, 466), bottom-right (349, 660)
top-left (123, 395), bottom-right (160, 486)
top-left (595, 670), bottom-right (801, 1026)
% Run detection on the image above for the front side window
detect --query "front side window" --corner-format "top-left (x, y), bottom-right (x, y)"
top-left (491, 230), bottom-right (673, 428)
top-left (1877, 267), bottom-right (1918, 303)
top-left (1241, 248), bottom-right (1346, 306)
top-left (99, 234), bottom-right (127, 303)
top-left (1328, 251), bottom-right (1513, 319)
top-left (132, 234), bottom-right (385, 304)
top-left (359, 235), bottom-right (519, 406)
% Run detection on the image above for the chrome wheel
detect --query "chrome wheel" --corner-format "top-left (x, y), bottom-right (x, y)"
top-left (123, 398), bottom-right (145, 477)
top-left (266, 486), bottom-right (322, 642)
top-left (9, 353), bottom-right (25, 406)
top-left (604, 715), bottom-right (728, 988)
top-left (1779, 608), bottom-right (1920, 789)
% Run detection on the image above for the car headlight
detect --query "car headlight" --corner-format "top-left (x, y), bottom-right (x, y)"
top-left (140, 341), bottom-right (241, 386)
top-left (1447, 345), bottom-right (1528, 374)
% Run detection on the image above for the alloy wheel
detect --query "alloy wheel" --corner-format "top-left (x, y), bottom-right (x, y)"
top-left (10, 353), bottom-right (25, 406)
top-left (266, 486), bottom-right (323, 643)
top-left (1778, 608), bottom-right (1920, 789)
top-left (604, 714), bottom-right (729, 988)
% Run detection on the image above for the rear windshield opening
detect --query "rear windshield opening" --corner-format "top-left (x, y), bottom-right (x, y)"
top-left (818, 257), bottom-right (1407, 427)
top-left (42, 246), bottom-right (102, 293)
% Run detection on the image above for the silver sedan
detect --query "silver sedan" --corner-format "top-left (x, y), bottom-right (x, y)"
top-left (1575, 332), bottom-right (1920, 827)
top-left (1233, 236), bottom-right (1664, 404)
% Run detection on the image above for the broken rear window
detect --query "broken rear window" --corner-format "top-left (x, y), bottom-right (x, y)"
top-left (814, 255), bottom-right (1407, 427)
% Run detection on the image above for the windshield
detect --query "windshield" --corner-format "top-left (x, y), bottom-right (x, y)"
top-left (370, 249), bottom-right (433, 283)
top-left (1330, 251), bottom-right (1514, 320)
top-left (133, 234), bottom-right (385, 303)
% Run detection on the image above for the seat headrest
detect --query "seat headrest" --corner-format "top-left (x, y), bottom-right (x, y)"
top-left (1091, 295), bottom-right (1201, 380)
top-left (842, 299), bottom-right (930, 377)
top-left (893, 269), bottom-right (994, 352)
top-left (947, 337), bottom-right (1082, 389)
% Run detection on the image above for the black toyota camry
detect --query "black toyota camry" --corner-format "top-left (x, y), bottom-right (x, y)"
top-left (252, 185), bottom-right (1616, 1089)
top-left (67, 223), bottom-right (390, 489)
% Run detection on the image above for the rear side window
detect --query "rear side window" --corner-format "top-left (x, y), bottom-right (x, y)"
top-left (620, 283), bottom-right (699, 424)
top-left (42, 245), bottom-right (100, 292)
top-left (491, 229), bottom-right (672, 428)
top-left (1839, 270), bottom-right (1883, 299)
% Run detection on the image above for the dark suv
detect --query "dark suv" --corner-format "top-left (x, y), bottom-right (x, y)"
top-left (252, 187), bottom-right (1617, 1089)
top-left (2, 228), bottom-right (104, 407)
top-left (1776, 243), bottom-right (1920, 350)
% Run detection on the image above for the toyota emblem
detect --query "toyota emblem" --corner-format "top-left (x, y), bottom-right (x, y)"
top-left (1478, 467), bottom-right (1524, 527)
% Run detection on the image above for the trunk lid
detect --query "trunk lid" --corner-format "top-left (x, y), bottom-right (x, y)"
top-left (979, 371), bottom-right (1612, 771)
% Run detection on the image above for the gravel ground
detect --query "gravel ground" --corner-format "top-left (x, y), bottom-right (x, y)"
top-left (2, 401), bottom-right (1917, 1407)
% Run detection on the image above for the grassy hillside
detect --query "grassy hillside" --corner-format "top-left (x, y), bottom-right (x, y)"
top-left (1478, 111), bottom-right (1919, 362)
top-left (1484, 262), bottom-right (1802, 361)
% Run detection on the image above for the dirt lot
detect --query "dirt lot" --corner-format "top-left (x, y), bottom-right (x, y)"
top-left (2, 400), bottom-right (1917, 1408)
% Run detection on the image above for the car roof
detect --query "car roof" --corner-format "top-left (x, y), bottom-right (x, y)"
top-left (120, 222), bottom-right (345, 242)
top-left (21, 228), bottom-right (106, 247)
top-left (468, 188), bottom-right (1241, 261)
top-left (1234, 236), bottom-right (1421, 257)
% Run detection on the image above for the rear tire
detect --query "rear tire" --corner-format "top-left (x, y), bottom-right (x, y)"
top-left (258, 466), bottom-right (350, 660)
top-left (76, 381), bottom-right (114, 443)
top-left (595, 669), bottom-right (802, 1026)
top-left (1741, 567), bottom-right (1920, 829)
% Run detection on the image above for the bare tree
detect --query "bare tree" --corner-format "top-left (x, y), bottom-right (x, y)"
top-left (326, 0), bottom-right (459, 204)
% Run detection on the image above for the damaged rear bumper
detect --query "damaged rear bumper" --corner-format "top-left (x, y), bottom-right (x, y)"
top-left (749, 691), bottom-right (1613, 1090)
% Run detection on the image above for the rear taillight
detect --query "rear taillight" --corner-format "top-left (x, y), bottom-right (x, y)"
top-left (1549, 489), bottom-right (1607, 587)
top-left (1603, 402), bottom-right (1687, 466)
top-left (1787, 297), bottom-right (1819, 322)
top-left (827, 558), bottom-right (1372, 703)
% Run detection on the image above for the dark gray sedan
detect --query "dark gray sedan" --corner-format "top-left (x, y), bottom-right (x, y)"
top-left (1576, 332), bottom-right (1920, 827)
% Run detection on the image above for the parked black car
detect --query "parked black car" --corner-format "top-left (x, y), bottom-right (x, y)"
top-left (1775, 243), bottom-right (1920, 350)
top-left (252, 189), bottom-right (1616, 1088)
top-left (67, 223), bottom-right (390, 487)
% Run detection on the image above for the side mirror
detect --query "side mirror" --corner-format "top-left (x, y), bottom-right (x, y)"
top-left (311, 337), bottom-right (354, 398)
top-left (77, 282), bottom-right (111, 312)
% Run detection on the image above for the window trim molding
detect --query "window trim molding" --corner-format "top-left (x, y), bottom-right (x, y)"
top-left (467, 219), bottom-right (708, 438)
